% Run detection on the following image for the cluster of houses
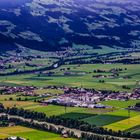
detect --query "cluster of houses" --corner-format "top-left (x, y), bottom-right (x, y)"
top-left (0, 86), bottom-right (53, 98)
top-left (0, 86), bottom-right (36, 95)
top-left (0, 56), bottom-right (22, 69)
top-left (44, 87), bottom-right (140, 108)
top-left (92, 74), bottom-right (116, 79)
top-left (5, 136), bottom-right (26, 140)
top-left (92, 68), bottom-right (129, 79)
top-left (0, 54), bottom-right (45, 73)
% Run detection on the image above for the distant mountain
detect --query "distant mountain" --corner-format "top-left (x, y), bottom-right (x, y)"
top-left (0, 0), bottom-right (140, 52)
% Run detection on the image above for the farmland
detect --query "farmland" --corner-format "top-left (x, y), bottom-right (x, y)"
top-left (0, 63), bottom-right (140, 139)
top-left (1, 97), bottom-right (140, 132)
top-left (0, 64), bottom-right (139, 91)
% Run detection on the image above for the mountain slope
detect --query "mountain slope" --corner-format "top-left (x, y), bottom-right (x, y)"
top-left (0, 0), bottom-right (140, 51)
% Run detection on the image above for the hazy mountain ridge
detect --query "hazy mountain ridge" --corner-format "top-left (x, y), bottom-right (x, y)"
top-left (0, 0), bottom-right (140, 52)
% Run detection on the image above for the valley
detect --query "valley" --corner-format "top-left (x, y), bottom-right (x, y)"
top-left (0, 0), bottom-right (140, 139)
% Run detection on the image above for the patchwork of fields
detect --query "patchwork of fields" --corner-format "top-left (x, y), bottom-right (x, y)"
top-left (1, 99), bottom-right (140, 133)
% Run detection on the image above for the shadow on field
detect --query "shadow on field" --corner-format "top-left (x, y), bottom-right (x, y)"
top-left (59, 112), bottom-right (96, 120)
top-left (82, 114), bottom-right (129, 126)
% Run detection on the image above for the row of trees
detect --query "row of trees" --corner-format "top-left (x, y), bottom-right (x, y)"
top-left (81, 132), bottom-right (129, 140)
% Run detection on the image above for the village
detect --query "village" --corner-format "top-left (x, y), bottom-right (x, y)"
top-left (44, 87), bottom-right (140, 108)
top-left (1, 85), bottom-right (140, 109)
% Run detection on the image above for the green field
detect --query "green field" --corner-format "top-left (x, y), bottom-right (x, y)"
top-left (82, 114), bottom-right (128, 126)
top-left (24, 104), bottom-right (108, 117)
top-left (82, 109), bottom-right (140, 126)
top-left (101, 100), bottom-right (140, 108)
top-left (0, 126), bottom-right (76, 140)
top-left (0, 64), bottom-right (139, 91)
